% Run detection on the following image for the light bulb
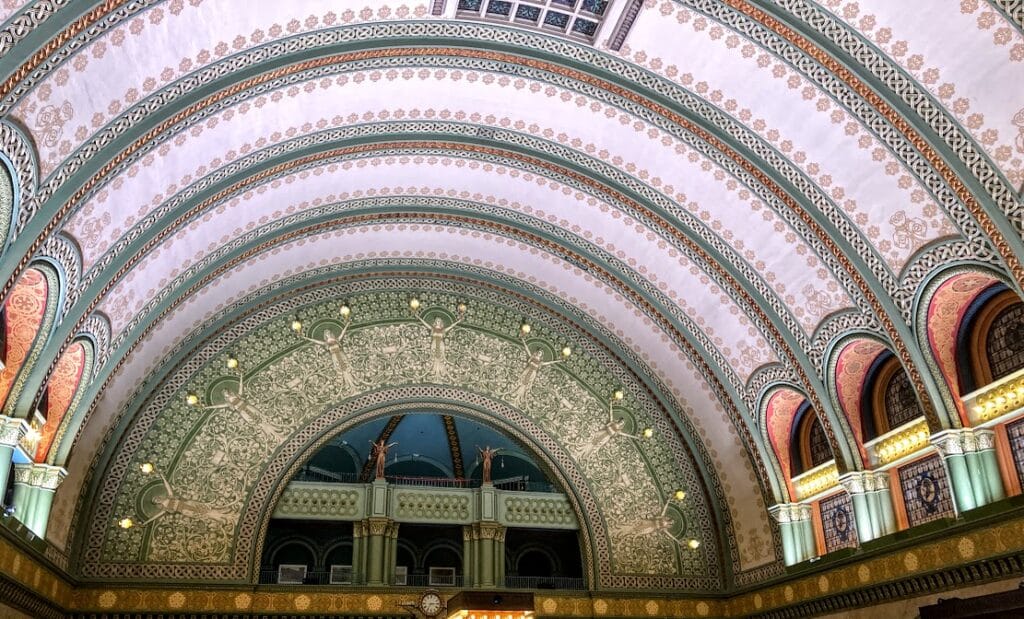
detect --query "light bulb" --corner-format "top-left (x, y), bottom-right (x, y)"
top-left (520, 323), bottom-right (531, 335)
top-left (118, 517), bottom-right (134, 529)
top-left (687, 538), bottom-right (701, 549)
top-left (457, 302), bottom-right (467, 314)
top-left (562, 346), bottom-right (572, 358)
top-left (186, 392), bottom-right (199, 406)
top-left (613, 390), bottom-right (624, 401)
top-left (340, 304), bottom-right (351, 317)
top-left (674, 489), bottom-right (686, 501)
top-left (226, 357), bottom-right (238, 369)
top-left (409, 298), bottom-right (420, 310)
top-left (290, 320), bottom-right (302, 332)
top-left (642, 428), bottom-right (654, 438)
top-left (140, 462), bottom-right (154, 474)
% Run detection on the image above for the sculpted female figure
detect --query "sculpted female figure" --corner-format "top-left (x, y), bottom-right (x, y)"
top-left (510, 337), bottom-right (568, 405)
top-left (189, 369), bottom-right (288, 444)
top-left (370, 439), bottom-right (398, 480)
top-left (477, 446), bottom-right (501, 484)
top-left (298, 315), bottom-right (357, 391)
top-left (141, 470), bottom-right (235, 526)
top-left (577, 391), bottom-right (650, 460)
top-left (412, 301), bottom-right (466, 380)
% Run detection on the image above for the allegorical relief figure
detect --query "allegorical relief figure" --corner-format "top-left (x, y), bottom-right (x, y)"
top-left (610, 496), bottom-right (689, 546)
top-left (509, 332), bottom-right (568, 405)
top-left (189, 363), bottom-right (288, 444)
top-left (577, 391), bottom-right (650, 460)
top-left (141, 469), bottom-right (235, 526)
top-left (295, 308), bottom-right (357, 391)
top-left (411, 300), bottom-right (466, 381)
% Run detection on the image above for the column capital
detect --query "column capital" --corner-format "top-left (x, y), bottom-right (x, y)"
top-left (931, 429), bottom-right (968, 456)
top-left (12, 463), bottom-right (32, 484)
top-left (365, 517), bottom-right (393, 537)
top-left (839, 471), bottom-right (869, 495)
top-left (0, 416), bottom-right (29, 448)
top-left (870, 470), bottom-right (891, 491)
top-left (769, 503), bottom-right (810, 524)
top-left (975, 428), bottom-right (997, 451)
top-left (29, 464), bottom-right (66, 490)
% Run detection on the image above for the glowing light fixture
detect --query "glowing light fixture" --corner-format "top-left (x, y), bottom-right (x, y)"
top-left (642, 427), bottom-right (654, 438)
top-left (140, 462), bottom-right (154, 474)
top-left (687, 539), bottom-right (701, 549)
top-left (118, 517), bottom-right (134, 529)
top-left (520, 323), bottom-right (531, 335)
top-left (226, 356), bottom-right (239, 369)
top-left (410, 298), bottom-right (421, 311)
top-left (674, 489), bottom-right (686, 501)
top-left (561, 346), bottom-right (572, 358)
top-left (290, 320), bottom-right (302, 332)
top-left (340, 304), bottom-right (351, 318)
top-left (613, 389), bottom-right (624, 401)
top-left (185, 392), bottom-right (199, 406)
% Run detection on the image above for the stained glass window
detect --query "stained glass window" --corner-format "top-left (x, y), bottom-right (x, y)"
top-left (986, 303), bottom-right (1024, 380)
top-left (898, 455), bottom-right (955, 527)
top-left (819, 492), bottom-right (858, 553)
top-left (456, 0), bottom-right (612, 41)
top-left (1007, 417), bottom-right (1024, 487)
top-left (808, 418), bottom-right (831, 468)
top-left (884, 369), bottom-right (922, 430)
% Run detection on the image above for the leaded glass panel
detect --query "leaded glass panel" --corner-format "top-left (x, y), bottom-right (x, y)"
top-left (456, 0), bottom-right (612, 41)
top-left (819, 492), bottom-right (858, 554)
top-left (898, 455), bottom-right (955, 527)
top-left (884, 370), bottom-right (922, 430)
top-left (808, 418), bottom-right (831, 468)
top-left (986, 303), bottom-right (1024, 380)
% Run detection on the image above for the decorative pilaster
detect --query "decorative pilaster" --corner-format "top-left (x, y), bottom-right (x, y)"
top-left (0, 416), bottom-right (29, 503)
top-left (24, 464), bottom-right (65, 537)
top-left (10, 463), bottom-right (32, 524)
top-left (351, 520), bottom-right (366, 585)
top-left (770, 504), bottom-right (816, 566)
top-left (839, 471), bottom-right (897, 542)
top-left (932, 428), bottom-right (1006, 513)
top-left (462, 525), bottom-right (476, 588)
top-left (472, 522), bottom-right (505, 588)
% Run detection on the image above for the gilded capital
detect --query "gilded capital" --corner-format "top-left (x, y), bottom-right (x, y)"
top-left (0, 416), bottom-right (29, 448)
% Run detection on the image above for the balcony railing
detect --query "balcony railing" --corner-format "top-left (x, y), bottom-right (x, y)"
top-left (290, 469), bottom-right (558, 493)
top-left (257, 570), bottom-right (583, 590)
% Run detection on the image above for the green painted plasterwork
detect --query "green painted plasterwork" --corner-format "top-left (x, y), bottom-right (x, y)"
top-left (96, 292), bottom-right (706, 581)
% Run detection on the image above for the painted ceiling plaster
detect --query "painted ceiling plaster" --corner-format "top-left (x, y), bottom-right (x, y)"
top-left (0, 0), bottom-right (1020, 597)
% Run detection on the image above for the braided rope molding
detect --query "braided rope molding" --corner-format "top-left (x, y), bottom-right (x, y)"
top-left (989, 1), bottom-right (1024, 32)
top-left (0, 119), bottom-right (38, 239)
top-left (39, 231), bottom-right (78, 312)
top-left (898, 239), bottom-right (991, 316)
top-left (807, 309), bottom-right (879, 371)
top-left (79, 310), bottom-right (111, 369)
top-left (0, 0), bottom-right (151, 111)
top-left (1, 10), bottom-right (990, 298)
top-left (771, 0), bottom-right (1021, 220)
top-left (0, 0), bottom-right (73, 59)
top-left (683, 0), bottom-right (1017, 287)
top-left (74, 283), bottom-right (727, 588)
top-left (63, 265), bottom-right (774, 585)
top-left (83, 150), bottom-right (774, 383)
top-left (39, 127), bottom-right (853, 474)
top-left (26, 48), bottom-right (869, 344)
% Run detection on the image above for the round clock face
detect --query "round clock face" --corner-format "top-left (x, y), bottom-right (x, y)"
top-left (420, 592), bottom-right (443, 616)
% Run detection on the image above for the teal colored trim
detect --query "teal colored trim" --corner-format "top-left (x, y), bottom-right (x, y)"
top-left (2, 260), bottom-right (62, 419)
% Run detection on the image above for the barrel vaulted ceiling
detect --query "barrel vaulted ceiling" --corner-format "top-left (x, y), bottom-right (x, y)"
top-left (0, 0), bottom-right (1020, 593)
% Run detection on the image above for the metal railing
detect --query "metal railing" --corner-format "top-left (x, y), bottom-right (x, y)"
top-left (257, 570), bottom-right (582, 590)
top-left (289, 469), bottom-right (558, 493)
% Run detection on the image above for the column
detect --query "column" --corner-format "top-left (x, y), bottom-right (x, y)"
top-left (495, 525), bottom-right (506, 587)
top-left (769, 504), bottom-right (799, 566)
top-left (932, 428), bottom-right (1006, 513)
top-left (0, 417), bottom-right (28, 504)
top-left (462, 525), bottom-right (475, 587)
top-left (10, 464), bottom-right (32, 525)
top-left (796, 504), bottom-right (816, 562)
top-left (932, 429), bottom-right (976, 513)
top-left (871, 472), bottom-right (898, 537)
top-left (473, 522), bottom-right (505, 588)
top-left (384, 521), bottom-right (400, 585)
top-left (364, 517), bottom-right (391, 586)
top-left (975, 429), bottom-right (1006, 503)
top-left (25, 465), bottom-right (66, 537)
top-left (352, 520), bottom-right (366, 585)
top-left (839, 472), bottom-right (876, 542)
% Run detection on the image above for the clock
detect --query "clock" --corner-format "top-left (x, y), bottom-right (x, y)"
top-left (419, 591), bottom-right (444, 617)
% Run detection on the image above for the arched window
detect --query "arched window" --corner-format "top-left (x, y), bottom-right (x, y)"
top-left (861, 354), bottom-right (924, 439)
top-left (958, 285), bottom-right (1024, 392)
top-left (791, 404), bottom-right (833, 476)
